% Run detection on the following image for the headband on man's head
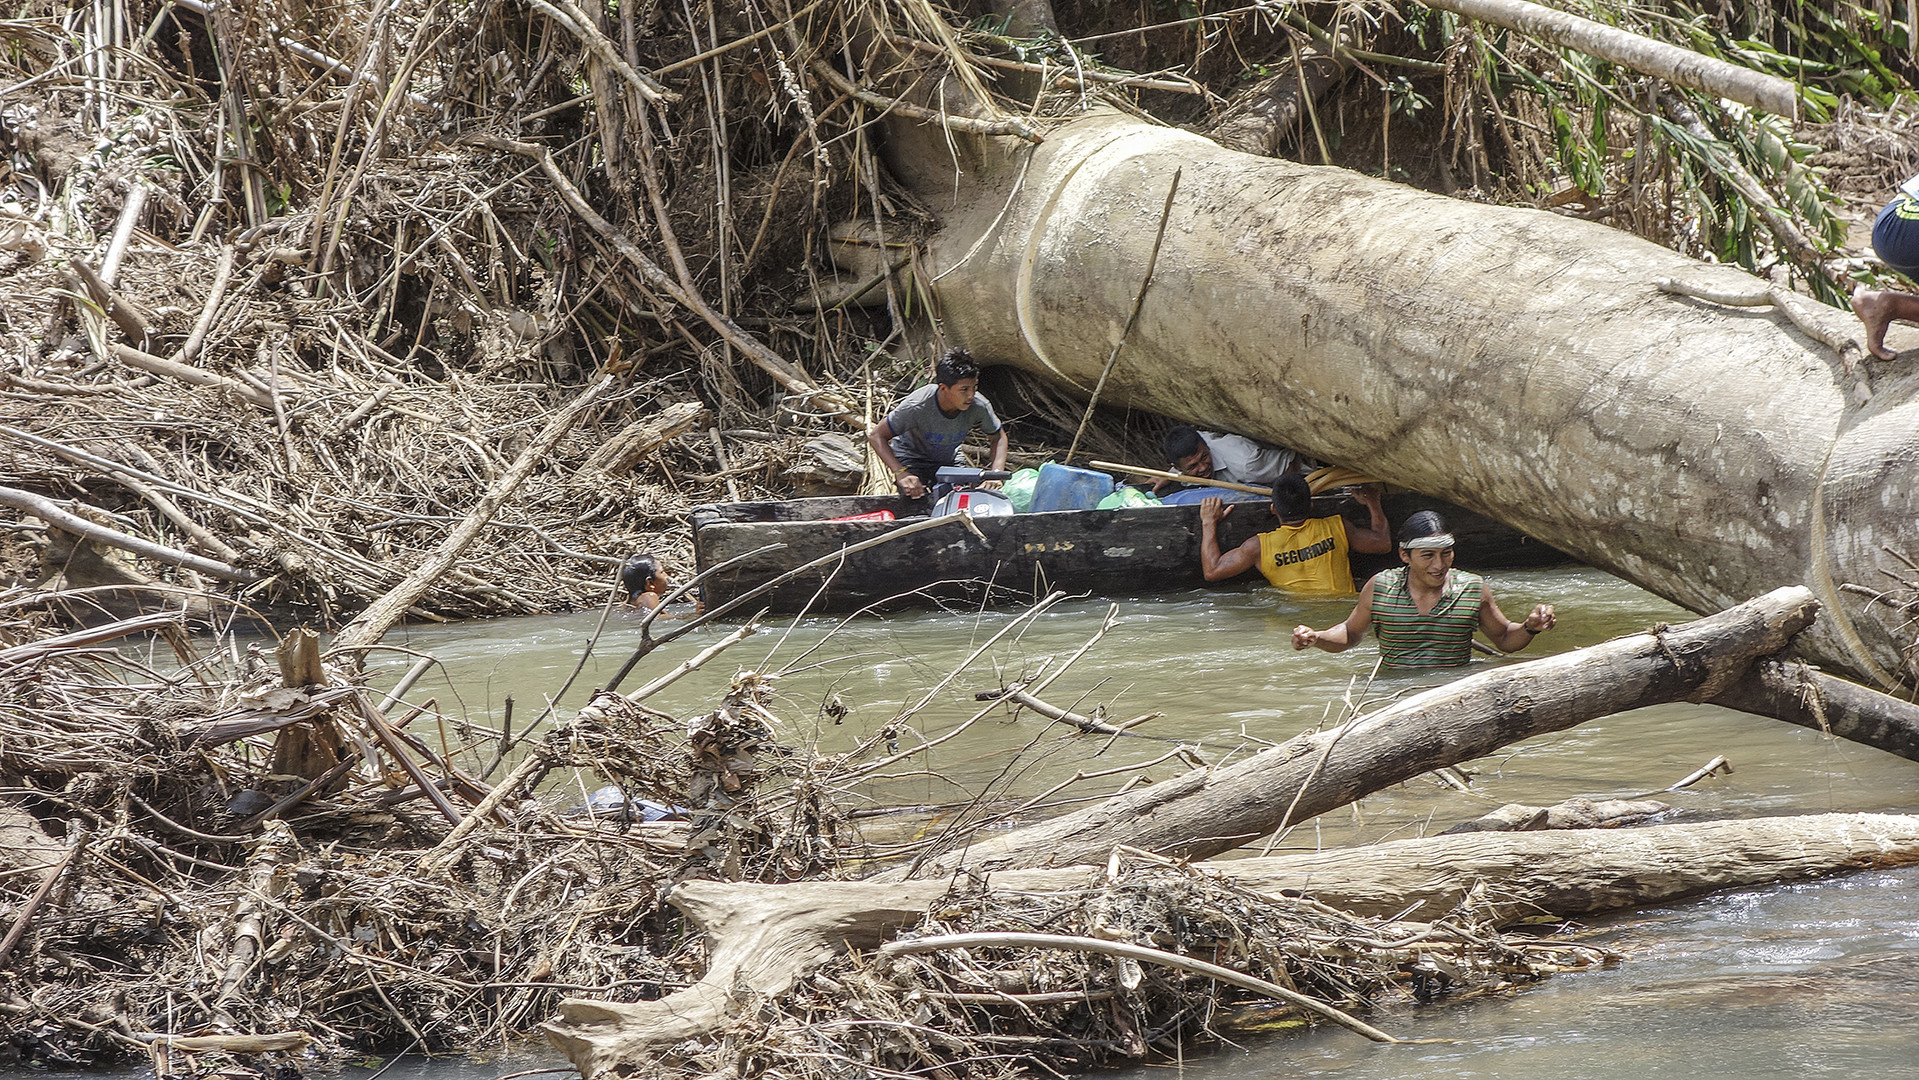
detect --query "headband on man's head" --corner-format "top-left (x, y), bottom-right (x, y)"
top-left (1400, 533), bottom-right (1455, 551)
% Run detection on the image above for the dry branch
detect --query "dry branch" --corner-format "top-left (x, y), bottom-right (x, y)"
top-left (0, 487), bottom-right (258, 583)
top-left (468, 135), bottom-right (862, 429)
top-left (877, 931), bottom-right (1399, 1042)
top-left (1417, 0), bottom-right (1799, 117)
top-left (328, 375), bottom-right (613, 660)
top-left (530, 0), bottom-right (673, 103)
top-left (101, 343), bottom-right (277, 407)
top-left (807, 59), bottom-right (1043, 143)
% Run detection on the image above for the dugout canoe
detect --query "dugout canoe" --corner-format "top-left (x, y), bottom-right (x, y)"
top-left (689, 491), bottom-right (1570, 613)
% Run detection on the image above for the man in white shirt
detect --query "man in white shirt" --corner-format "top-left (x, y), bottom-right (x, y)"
top-left (1153, 424), bottom-right (1298, 493)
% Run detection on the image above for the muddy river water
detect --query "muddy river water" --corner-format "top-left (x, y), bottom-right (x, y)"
top-left (336, 566), bottom-right (1919, 1080)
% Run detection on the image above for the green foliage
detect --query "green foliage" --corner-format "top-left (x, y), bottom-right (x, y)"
top-left (1384, 75), bottom-right (1428, 119)
top-left (1409, 0), bottom-right (1888, 299)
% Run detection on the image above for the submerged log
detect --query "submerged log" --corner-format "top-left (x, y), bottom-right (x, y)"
top-left (542, 812), bottom-right (1919, 1076)
top-left (1440, 796), bottom-right (1672, 834)
top-left (891, 586), bottom-right (1816, 878)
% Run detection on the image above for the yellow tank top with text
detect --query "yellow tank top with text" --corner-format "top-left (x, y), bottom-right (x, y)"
top-left (1255, 516), bottom-right (1354, 595)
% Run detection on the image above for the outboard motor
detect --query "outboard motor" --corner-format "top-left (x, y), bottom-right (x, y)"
top-left (929, 467), bottom-right (1015, 518)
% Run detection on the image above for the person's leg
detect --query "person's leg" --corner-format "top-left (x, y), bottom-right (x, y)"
top-left (1852, 286), bottom-right (1919, 360)
top-left (1863, 197), bottom-right (1919, 359)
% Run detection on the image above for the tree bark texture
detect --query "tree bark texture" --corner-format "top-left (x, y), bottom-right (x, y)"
top-left (902, 110), bottom-right (1919, 688)
top-left (1210, 42), bottom-right (1352, 158)
top-left (542, 811), bottom-right (1919, 1077)
top-left (891, 587), bottom-right (1816, 878)
top-left (1710, 657), bottom-right (1919, 762)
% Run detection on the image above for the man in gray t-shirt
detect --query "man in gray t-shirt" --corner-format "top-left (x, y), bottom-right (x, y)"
top-left (868, 348), bottom-right (1010, 498)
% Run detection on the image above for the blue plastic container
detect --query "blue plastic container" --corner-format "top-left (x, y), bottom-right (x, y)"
top-left (1029, 463), bottom-right (1115, 512)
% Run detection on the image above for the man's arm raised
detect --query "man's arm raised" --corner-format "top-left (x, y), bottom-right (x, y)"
top-left (1199, 497), bottom-right (1261, 581)
top-left (1343, 485), bottom-right (1392, 554)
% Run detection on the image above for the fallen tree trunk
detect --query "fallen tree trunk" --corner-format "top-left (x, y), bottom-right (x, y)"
top-left (542, 811), bottom-right (1919, 1076)
top-left (892, 107), bottom-right (1919, 689)
top-left (891, 586), bottom-right (1816, 878)
top-left (1710, 658), bottom-right (1919, 763)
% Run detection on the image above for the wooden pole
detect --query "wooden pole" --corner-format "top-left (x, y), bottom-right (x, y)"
top-left (1089, 460), bottom-right (1268, 496)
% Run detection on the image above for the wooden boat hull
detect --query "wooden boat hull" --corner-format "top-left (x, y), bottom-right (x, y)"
top-left (689, 492), bottom-right (1570, 612)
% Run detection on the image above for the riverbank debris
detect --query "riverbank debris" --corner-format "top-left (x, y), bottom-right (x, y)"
top-left (0, 588), bottom-right (1620, 1078)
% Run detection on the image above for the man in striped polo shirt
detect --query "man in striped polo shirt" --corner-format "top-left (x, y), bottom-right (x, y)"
top-left (1290, 511), bottom-right (1555, 669)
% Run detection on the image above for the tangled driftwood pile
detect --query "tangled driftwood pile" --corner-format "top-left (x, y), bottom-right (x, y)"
top-left (8, 0), bottom-right (1919, 1076)
top-left (638, 862), bottom-right (1615, 1080)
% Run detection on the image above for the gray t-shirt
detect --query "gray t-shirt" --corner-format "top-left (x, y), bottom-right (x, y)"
top-left (885, 384), bottom-right (1003, 469)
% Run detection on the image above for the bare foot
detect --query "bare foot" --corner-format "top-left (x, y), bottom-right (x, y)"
top-left (1853, 285), bottom-right (1903, 361)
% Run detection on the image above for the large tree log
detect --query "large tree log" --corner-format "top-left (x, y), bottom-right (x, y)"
top-left (542, 812), bottom-right (1919, 1076)
top-left (892, 586), bottom-right (1815, 878)
top-left (895, 109), bottom-right (1919, 689)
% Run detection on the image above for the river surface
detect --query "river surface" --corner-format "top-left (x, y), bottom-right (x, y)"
top-left (318, 567), bottom-right (1919, 1077)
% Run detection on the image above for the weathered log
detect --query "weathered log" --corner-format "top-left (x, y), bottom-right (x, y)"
top-left (542, 812), bottom-right (1919, 1076)
top-left (1210, 40), bottom-right (1352, 158)
top-left (543, 878), bottom-right (944, 1075)
top-left (584, 400), bottom-right (707, 476)
top-left (894, 586), bottom-right (1816, 878)
top-left (1222, 811), bottom-right (1919, 921)
top-left (1709, 658), bottom-right (1919, 763)
top-left (898, 106), bottom-right (1918, 689)
top-left (1440, 796), bottom-right (1671, 834)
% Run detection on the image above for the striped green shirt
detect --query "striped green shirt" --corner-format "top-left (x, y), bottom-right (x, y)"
top-left (1370, 567), bottom-right (1484, 669)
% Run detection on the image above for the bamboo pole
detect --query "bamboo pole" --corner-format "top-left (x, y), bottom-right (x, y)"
top-left (1416, 0), bottom-right (1798, 118)
top-left (1088, 460), bottom-right (1268, 496)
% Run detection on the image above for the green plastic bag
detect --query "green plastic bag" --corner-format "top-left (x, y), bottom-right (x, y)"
top-left (1097, 486), bottom-right (1160, 510)
top-left (1002, 467), bottom-right (1041, 512)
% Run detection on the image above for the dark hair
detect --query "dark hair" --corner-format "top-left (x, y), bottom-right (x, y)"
top-left (619, 554), bottom-right (661, 600)
top-left (1398, 511), bottom-right (1449, 548)
top-left (935, 348), bottom-right (980, 387)
top-left (1162, 425), bottom-right (1202, 463)
top-left (1271, 472), bottom-right (1312, 521)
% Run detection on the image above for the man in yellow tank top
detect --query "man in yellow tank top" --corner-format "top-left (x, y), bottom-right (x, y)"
top-left (1198, 473), bottom-right (1390, 595)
